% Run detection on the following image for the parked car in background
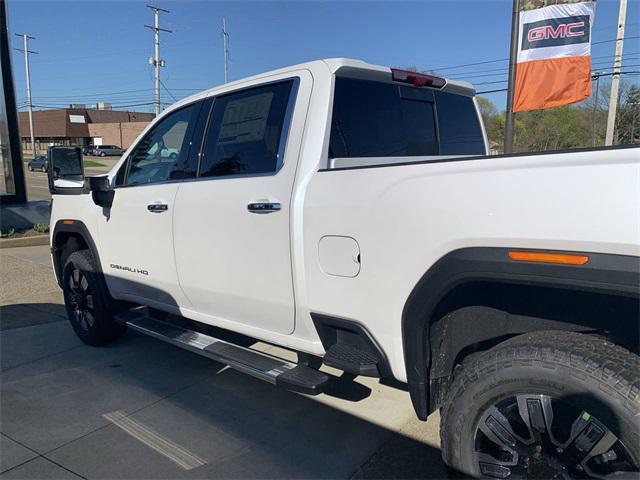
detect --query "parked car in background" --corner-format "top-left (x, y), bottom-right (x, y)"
top-left (82, 145), bottom-right (95, 156)
top-left (94, 145), bottom-right (123, 157)
top-left (27, 155), bottom-right (48, 172)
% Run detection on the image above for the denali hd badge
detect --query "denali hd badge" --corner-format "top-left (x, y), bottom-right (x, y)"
top-left (110, 264), bottom-right (149, 276)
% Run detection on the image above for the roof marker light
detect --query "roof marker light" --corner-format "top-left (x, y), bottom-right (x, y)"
top-left (508, 251), bottom-right (589, 265)
top-left (391, 68), bottom-right (447, 89)
top-left (62, 220), bottom-right (75, 225)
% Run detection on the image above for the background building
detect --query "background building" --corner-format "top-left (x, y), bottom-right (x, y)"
top-left (18, 107), bottom-right (155, 155)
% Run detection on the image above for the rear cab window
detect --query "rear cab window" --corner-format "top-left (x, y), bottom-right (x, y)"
top-left (329, 76), bottom-right (486, 166)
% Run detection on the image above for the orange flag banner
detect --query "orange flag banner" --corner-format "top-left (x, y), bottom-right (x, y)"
top-left (514, 1), bottom-right (596, 112)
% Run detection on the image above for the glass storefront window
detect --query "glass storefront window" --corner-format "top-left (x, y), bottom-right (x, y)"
top-left (0, 56), bottom-right (15, 195)
top-left (0, 0), bottom-right (26, 203)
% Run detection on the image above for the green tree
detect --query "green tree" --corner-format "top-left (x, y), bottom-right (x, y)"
top-left (465, 83), bottom-right (638, 155)
top-left (513, 106), bottom-right (591, 152)
top-left (616, 85), bottom-right (640, 145)
top-left (476, 97), bottom-right (504, 152)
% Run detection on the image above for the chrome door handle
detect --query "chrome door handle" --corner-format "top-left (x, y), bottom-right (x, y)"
top-left (247, 202), bottom-right (281, 214)
top-left (147, 203), bottom-right (168, 213)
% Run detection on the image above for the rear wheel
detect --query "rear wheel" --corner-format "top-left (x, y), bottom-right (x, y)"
top-left (440, 331), bottom-right (640, 479)
top-left (62, 250), bottom-right (125, 346)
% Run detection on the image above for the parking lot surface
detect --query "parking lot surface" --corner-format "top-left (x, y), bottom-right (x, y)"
top-left (0, 245), bottom-right (445, 479)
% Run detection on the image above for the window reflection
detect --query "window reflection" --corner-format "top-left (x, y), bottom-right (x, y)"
top-left (0, 52), bottom-right (15, 195)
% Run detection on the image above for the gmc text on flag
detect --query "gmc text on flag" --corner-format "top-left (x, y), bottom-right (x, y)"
top-left (514, 1), bottom-right (596, 112)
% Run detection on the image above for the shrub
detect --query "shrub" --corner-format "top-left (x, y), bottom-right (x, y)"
top-left (33, 223), bottom-right (49, 234)
top-left (1, 225), bottom-right (16, 237)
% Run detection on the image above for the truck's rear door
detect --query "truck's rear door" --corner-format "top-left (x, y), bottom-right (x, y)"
top-left (173, 70), bottom-right (311, 335)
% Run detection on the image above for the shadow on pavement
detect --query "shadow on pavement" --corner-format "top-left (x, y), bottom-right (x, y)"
top-left (0, 302), bottom-right (67, 331)
top-left (0, 301), bottom-right (450, 479)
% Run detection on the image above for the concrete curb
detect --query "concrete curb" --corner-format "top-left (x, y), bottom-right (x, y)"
top-left (0, 235), bottom-right (49, 249)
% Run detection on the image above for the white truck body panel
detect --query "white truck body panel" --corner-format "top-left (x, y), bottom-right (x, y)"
top-left (171, 70), bottom-right (312, 336)
top-left (302, 149), bottom-right (640, 380)
top-left (49, 58), bottom-right (640, 384)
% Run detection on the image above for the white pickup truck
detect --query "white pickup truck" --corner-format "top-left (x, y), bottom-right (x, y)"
top-left (48, 58), bottom-right (639, 479)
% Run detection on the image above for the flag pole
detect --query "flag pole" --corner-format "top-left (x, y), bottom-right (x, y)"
top-left (504, 0), bottom-right (520, 154)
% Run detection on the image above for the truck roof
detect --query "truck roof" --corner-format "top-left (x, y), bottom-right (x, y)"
top-left (321, 58), bottom-right (476, 95)
top-left (168, 58), bottom-right (476, 116)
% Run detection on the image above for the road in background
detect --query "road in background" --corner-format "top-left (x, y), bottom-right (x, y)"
top-left (24, 156), bottom-right (119, 202)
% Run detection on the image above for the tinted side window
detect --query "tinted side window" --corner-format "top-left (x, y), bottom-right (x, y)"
top-left (199, 81), bottom-right (292, 178)
top-left (434, 91), bottom-right (485, 155)
top-left (124, 103), bottom-right (198, 186)
top-left (330, 78), bottom-right (437, 158)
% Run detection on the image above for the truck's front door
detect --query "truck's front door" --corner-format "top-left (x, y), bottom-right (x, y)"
top-left (173, 73), bottom-right (309, 335)
top-left (97, 101), bottom-right (204, 310)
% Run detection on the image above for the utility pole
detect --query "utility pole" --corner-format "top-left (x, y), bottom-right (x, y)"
top-left (605, 0), bottom-right (627, 146)
top-left (14, 33), bottom-right (36, 159)
top-left (591, 72), bottom-right (604, 147)
top-left (504, 0), bottom-right (520, 154)
top-left (145, 5), bottom-right (171, 116)
top-left (222, 17), bottom-right (229, 83)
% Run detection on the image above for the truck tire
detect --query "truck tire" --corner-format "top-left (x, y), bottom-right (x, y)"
top-left (440, 331), bottom-right (639, 479)
top-left (62, 249), bottom-right (125, 346)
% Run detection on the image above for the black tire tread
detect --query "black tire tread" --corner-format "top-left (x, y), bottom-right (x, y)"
top-left (440, 330), bottom-right (640, 474)
top-left (63, 249), bottom-right (125, 346)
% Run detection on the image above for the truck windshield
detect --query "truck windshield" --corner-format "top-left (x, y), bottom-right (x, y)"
top-left (329, 77), bottom-right (485, 158)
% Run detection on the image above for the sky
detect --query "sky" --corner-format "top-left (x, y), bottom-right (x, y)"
top-left (7, 0), bottom-right (640, 113)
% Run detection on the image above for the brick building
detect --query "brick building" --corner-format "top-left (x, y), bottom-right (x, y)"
top-left (19, 108), bottom-right (155, 155)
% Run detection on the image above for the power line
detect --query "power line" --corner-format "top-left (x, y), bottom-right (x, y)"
top-left (19, 88), bottom-right (153, 99)
top-left (447, 52), bottom-right (640, 80)
top-left (593, 35), bottom-right (638, 46)
top-left (448, 58), bottom-right (640, 83)
top-left (159, 78), bottom-right (177, 102)
top-left (422, 36), bottom-right (640, 74)
top-left (476, 71), bottom-right (640, 95)
top-left (28, 101), bottom-right (156, 109)
top-left (477, 88), bottom-right (509, 95)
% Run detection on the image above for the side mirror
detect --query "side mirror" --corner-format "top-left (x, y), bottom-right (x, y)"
top-left (89, 176), bottom-right (115, 209)
top-left (47, 146), bottom-right (85, 194)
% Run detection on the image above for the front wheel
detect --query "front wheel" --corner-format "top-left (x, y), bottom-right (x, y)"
top-left (62, 250), bottom-right (125, 346)
top-left (440, 331), bottom-right (639, 479)
top-left (28, 165), bottom-right (33, 171)
top-left (100, 151), bottom-right (106, 157)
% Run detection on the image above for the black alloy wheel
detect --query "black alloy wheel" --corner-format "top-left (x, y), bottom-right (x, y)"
top-left (440, 331), bottom-right (640, 480)
top-left (67, 267), bottom-right (96, 333)
top-left (62, 249), bottom-right (125, 345)
top-left (474, 394), bottom-right (638, 479)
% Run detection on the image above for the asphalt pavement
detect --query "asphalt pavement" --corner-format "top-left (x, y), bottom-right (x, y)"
top-left (0, 244), bottom-right (446, 479)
